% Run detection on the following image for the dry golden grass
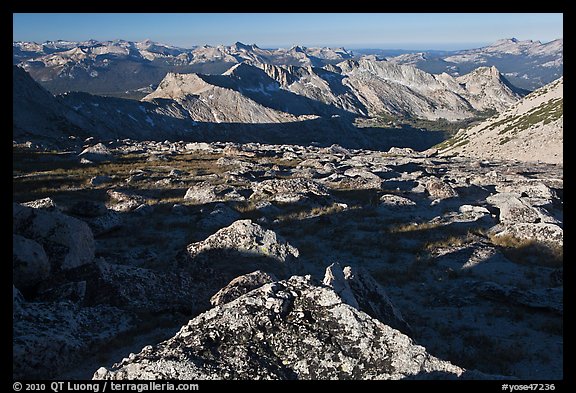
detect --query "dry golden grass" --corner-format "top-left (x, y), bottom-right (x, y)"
top-left (388, 220), bottom-right (444, 234)
top-left (13, 147), bottom-right (226, 204)
top-left (489, 233), bottom-right (563, 268)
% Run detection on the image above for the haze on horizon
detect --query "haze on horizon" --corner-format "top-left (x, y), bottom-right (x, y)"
top-left (13, 13), bottom-right (563, 51)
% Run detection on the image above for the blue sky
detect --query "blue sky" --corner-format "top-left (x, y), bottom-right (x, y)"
top-left (13, 13), bottom-right (563, 50)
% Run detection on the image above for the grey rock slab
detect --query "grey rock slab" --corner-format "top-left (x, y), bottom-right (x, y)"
top-left (184, 182), bottom-right (220, 204)
top-left (251, 178), bottom-right (330, 203)
top-left (380, 194), bottom-right (417, 207)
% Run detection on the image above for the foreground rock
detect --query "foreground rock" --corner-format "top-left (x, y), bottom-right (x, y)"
top-left (94, 275), bottom-right (489, 380)
top-left (14, 297), bottom-right (133, 379)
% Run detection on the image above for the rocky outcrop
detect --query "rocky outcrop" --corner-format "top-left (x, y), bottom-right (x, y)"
top-left (93, 275), bottom-right (476, 380)
top-left (22, 197), bottom-right (57, 210)
top-left (13, 203), bottom-right (95, 271)
top-left (380, 194), bottom-right (417, 207)
top-left (187, 219), bottom-right (298, 263)
top-left (485, 190), bottom-right (563, 247)
top-left (184, 182), bottom-right (243, 204)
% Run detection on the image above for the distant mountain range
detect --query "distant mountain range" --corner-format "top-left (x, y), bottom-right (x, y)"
top-left (385, 38), bottom-right (563, 90)
top-left (13, 55), bottom-right (525, 150)
top-left (13, 38), bottom-right (562, 97)
top-left (13, 40), bottom-right (352, 98)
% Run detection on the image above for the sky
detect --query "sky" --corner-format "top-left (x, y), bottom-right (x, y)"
top-left (13, 13), bottom-right (563, 50)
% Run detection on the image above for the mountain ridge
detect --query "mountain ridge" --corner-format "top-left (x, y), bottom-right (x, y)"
top-left (438, 77), bottom-right (563, 164)
top-left (14, 38), bottom-right (561, 97)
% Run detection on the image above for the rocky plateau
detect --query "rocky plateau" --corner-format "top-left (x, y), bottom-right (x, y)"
top-left (13, 139), bottom-right (563, 380)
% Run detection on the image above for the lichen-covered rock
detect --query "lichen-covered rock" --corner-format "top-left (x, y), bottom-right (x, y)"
top-left (210, 271), bottom-right (277, 306)
top-left (13, 203), bottom-right (95, 271)
top-left (106, 189), bottom-right (147, 212)
top-left (93, 275), bottom-right (473, 380)
top-left (13, 234), bottom-right (50, 290)
top-left (486, 193), bottom-right (541, 224)
top-left (250, 178), bottom-right (330, 204)
top-left (341, 168), bottom-right (383, 189)
top-left (13, 300), bottom-right (133, 379)
top-left (22, 197), bottom-right (57, 210)
top-left (380, 194), bottom-right (417, 207)
top-left (187, 219), bottom-right (299, 264)
top-left (422, 176), bottom-right (458, 200)
top-left (184, 181), bottom-right (220, 204)
top-left (491, 222), bottom-right (563, 247)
